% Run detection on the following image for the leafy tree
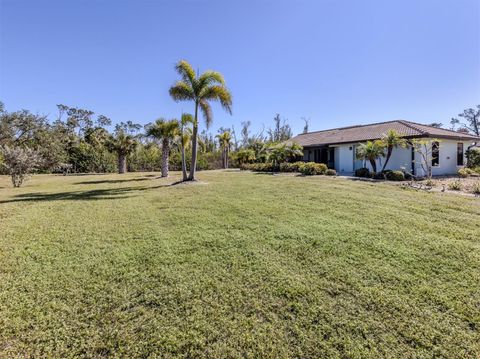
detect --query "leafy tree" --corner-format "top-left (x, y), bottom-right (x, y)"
top-left (268, 142), bottom-right (303, 171)
top-left (428, 122), bottom-right (443, 128)
top-left (235, 148), bottom-right (256, 165)
top-left (106, 129), bottom-right (138, 174)
top-left (0, 146), bottom-right (42, 187)
top-left (451, 105), bottom-right (480, 136)
top-left (146, 118), bottom-right (179, 177)
top-left (0, 106), bottom-right (48, 146)
top-left (356, 140), bottom-right (385, 173)
top-left (380, 130), bottom-right (406, 172)
top-left (169, 60), bottom-right (232, 181)
top-left (216, 131), bottom-right (232, 169)
top-left (248, 140), bottom-right (269, 163)
top-left (57, 105), bottom-right (95, 135)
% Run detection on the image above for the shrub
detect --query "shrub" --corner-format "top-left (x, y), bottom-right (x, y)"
top-left (424, 179), bottom-right (435, 187)
top-left (325, 169), bottom-right (336, 176)
top-left (0, 146), bottom-right (43, 187)
top-left (471, 182), bottom-right (480, 195)
top-left (298, 162), bottom-right (327, 176)
top-left (279, 162), bottom-right (296, 172)
top-left (244, 162), bottom-right (274, 172)
top-left (466, 147), bottom-right (480, 168)
top-left (458, 168), bottom-right (474, 178)
top-left (385, 170), bottom-right (405, 181)
top-left (447, 180), bottom-right (462, 191)
top-left (355, 167), bottom-right (370, 178)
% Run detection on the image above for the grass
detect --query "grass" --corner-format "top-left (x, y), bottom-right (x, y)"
top-left (0, 170), bottom-right (479, 358)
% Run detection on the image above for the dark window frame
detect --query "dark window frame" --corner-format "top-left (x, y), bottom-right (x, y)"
top-left (432, 141), bottom-right (439, 167)
top-left (457, 143), bottom-right (464, 166)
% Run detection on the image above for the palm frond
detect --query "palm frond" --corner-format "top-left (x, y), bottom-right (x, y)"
top-left (199, 99), bottom-right (213, 128)
top-left (146, 118), bottom-right (179, 140)
top-left (197, 71), bottom-right (226, 89)
top-left (181, 113), bottom-right (194, 126)
top-left (174, 60), bottom-right (196, 85)
top-left (169, 81), bottom-right (195, 102)
top-left (199, 85), bottom-right (232, 114)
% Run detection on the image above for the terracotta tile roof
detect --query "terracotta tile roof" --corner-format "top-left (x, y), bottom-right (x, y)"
top-left (290, 120), bottom-right (480, 147)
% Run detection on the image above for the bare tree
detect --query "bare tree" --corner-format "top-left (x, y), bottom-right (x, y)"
top-left (302, 117), bottom-right (310, 133)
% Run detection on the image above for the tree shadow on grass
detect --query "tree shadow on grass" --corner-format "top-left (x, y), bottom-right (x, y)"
top-left (74, 178), bottom-right (152, 185)
top-left (0, 182), bottom-right (184, 204)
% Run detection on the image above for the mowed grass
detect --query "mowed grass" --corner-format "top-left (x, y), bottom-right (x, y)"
top-left (0, 171), bottom-right (479, 358)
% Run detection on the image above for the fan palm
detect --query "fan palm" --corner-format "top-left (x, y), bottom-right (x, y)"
top-left (169, 60), bottom-right (232, 181)
top-left (146, 118), bottom-right (179, 178)
top-left (381, 130), bottom-right (406, 172)
top-left (216, 131), bottom-right (232, 169)
top-left (106, 131), bottom-right (138, 174)
top-left (235, 148), bottom-right (256, 166)
top-left (356, 140), bottom-right (385, 173)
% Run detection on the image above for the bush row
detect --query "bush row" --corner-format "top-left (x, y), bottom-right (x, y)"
top-left (457, 167), bottom-right (480, 178)
top-left (354, 167), bottom-right (406, 181)
top-left (240, 161), bottom-right (336, 176)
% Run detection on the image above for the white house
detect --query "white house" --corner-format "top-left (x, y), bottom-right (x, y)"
top-left (290, 120), bottom-right (479, 176)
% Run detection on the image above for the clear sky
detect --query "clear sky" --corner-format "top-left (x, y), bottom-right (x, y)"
top-left (1, 0), bottom-right (479, 136)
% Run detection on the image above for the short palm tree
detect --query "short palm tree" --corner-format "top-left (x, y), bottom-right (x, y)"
top-left (179, 113), bottom-right (193, 181)
top-left (216, 131), bottom-right (232, 169)
top-left (356, 140), bottom-right (385, 173)
top-left (235, 148), bottom-right (256, 166)
top-left (169, 60), bottom-right (232, 181)
top-left (381, 129), bottom-right (406, 172)
top-left (106, 131), bottom-right (138, 174)
top-left (146, 118), bottom-right (179, 178)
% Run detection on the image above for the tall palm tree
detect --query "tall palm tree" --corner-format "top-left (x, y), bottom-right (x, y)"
top-left (356, 140), bottom-right (385, 173)
top-left (106, 131), bottom-right (138, 174)
top-left (146, 118), bottom-right (179, 178)
top-left (381, 129), bottom-right (406, 172)
top-left (216, 131), bottom-right (232, 169)
top-left (179, 113), bottom-right (193, 181)
top-left (169, 60), bottom-right (232, 181)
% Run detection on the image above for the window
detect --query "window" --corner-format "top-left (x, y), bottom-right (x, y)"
top-left (432, 141), bottom-right (439, 167)
top-left (457, 143), bottom-right (464, 166)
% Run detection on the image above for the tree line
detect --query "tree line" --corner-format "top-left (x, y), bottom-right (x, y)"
top-left (0, 60), bottom-right (302, 187)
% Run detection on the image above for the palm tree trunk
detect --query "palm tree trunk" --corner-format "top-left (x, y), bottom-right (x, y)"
top-left (381, 147), bottom-right (393, 172)
top-left (118, 152), bottom-right (126, 174)
top-left (181, 145), bottom-right (187, 181)
top-left (188, 102), bottom-right (199, 181)
top-left (222, 148), bottom-right (226, 169)
top-left (369, 158), bottom-right (377, 173)
top-left (161, 139), bottom-right (169, 177)
top-left (225, 147), bottom-right (229, 169)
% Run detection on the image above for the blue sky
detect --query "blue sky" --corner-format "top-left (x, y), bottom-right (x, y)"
top-left (1, 0), bottom-right (479, 136)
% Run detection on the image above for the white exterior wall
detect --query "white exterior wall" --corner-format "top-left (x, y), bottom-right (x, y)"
top-left (302, 138), bottom-right (473, 176)
top-left (414, 139), bottom-right (472, 177)
top-left (333, 144), bottom-right (354, 174)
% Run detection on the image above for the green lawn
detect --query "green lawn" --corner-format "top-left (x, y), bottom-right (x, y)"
top-left (0, 171), bottom-right (479, 358)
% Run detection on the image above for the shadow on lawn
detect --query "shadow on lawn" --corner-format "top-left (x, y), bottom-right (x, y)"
top-left (0, 182), bottom-right (185, 204)
top-left (74, 178), bottom-right (152, 185)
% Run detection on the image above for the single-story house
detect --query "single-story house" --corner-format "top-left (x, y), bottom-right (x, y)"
top-left (289, 120), bottom-right (480, 176)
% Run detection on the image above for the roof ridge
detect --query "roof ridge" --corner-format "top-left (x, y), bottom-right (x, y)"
top-left (297, 119), bottom-right (402, 136)
top-left (400, 119), bottom-right (479, 137)
top-left (396, 120), bottom-right (428, 135)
